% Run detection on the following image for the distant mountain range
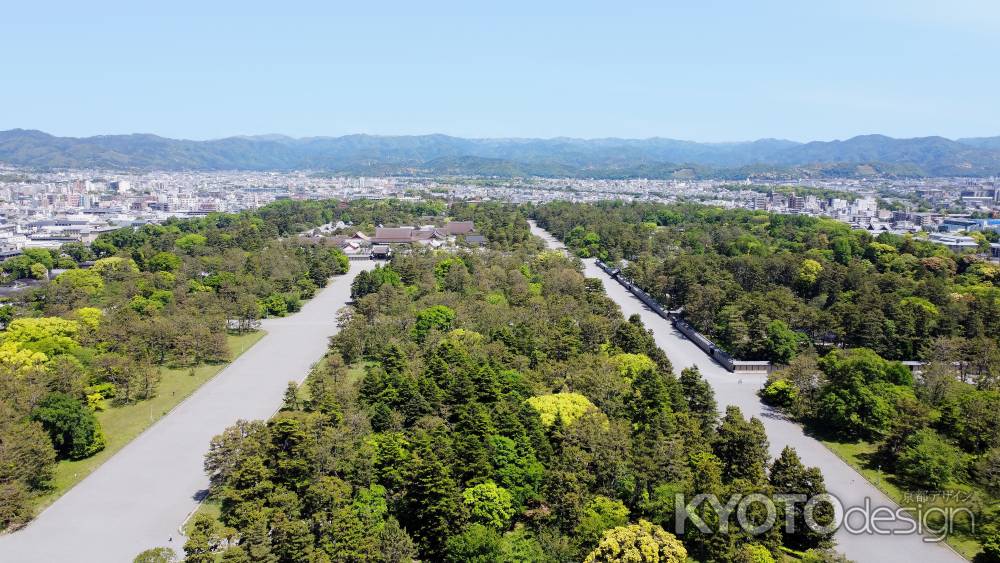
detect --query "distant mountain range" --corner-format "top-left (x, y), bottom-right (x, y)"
top-left (2, 129), bottom-right (1000, 179)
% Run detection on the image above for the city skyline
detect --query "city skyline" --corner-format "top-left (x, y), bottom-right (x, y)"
top-left (3, 1), bottom-right (1000, 142)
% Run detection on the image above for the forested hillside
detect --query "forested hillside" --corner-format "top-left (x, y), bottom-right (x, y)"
top-left (192, 245), bottom-right (842, 562)
top-left (532, 201), bottom-right (1000, 559)
top-left (6, 129), bottom-right (1000, 177)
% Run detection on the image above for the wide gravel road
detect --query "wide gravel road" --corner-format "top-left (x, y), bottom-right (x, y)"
top-left (530, 221), bottom-right (966, 563)
top-left (0, 261), bottom-right (375, 563)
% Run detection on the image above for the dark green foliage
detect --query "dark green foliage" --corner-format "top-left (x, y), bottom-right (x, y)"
top-left (713, 406), bottom-right (769, 485)
top-left (769, 447), bottom-right (835, 550)
top-left (977, 528), bottom-right (1000, 563)
top-left (30, 392), bottom-right (106, 460)
top-left (895, 429), bottom-right (962, 489)
top-left (351, 264), bottom-right (402, 299)
top-left (680, 366), bottom-right (717, 434)
top-left (183, 514), bottom-right (220, 563)
top-left (412, 305), bottom-right (456, 342)
top-left (534, 201), bottom-right (1000, 365)
top-left (813, 349), bottom-right (911, 440)
top-left (204, 242), bottom-right (834, 561)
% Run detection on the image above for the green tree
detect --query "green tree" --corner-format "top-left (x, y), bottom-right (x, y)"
top-left (271, 511), bottom-right (315, 563)
top-left (0, 418), bottom-right (56, 490)
top-left (680, 366), bottom-right (717, 434)
top-left (175, 233), bottom-right (207, 252)
top-left (380, 516), bottom-right (417, 563)
top-left (281, 382), bottom-right (300, 411)
top-left (976, 448), bottom-right (1000, 495)
top-left (764, 320), bottom-right (801, 364)
top-left (896, 429), bottom-right (962, 489)
top-left (734, 543), bottom-right (776, 563)
top-left (760, 379), bottom-right (798, 408)
top-left (713, 406), bottom-right (769, 484)
top-left (444, 523), bottom-right (502, 563)
top-left (183, 514), bottom-right (219, 563)
top-left (583, 520), bottom-right (686, 563)
top-left (977, 528), bottom-right (1000, 563)
top-left (462, 481), bottom-right (515, 530)
top-left (147, 251), bottom-right (182, 273)
top-left (403, 441), bottom-right (462, 559)
top-left (132, 547), bottom-right (178, 563)
top-left (30, 392), bottom-right (106, 460)
top-left (413, 305), bottom-right (456, 342)
top-left (769, 447), bottom-right (834, 550)
top-left (575, 495), bottom-right (630, 549)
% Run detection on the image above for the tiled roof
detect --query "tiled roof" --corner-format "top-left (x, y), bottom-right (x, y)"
top-left (446, 221), bottom-right (475, 235)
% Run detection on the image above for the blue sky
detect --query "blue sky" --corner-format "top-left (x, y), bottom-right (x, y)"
top-left (2, 0), bottom-right (999, 141)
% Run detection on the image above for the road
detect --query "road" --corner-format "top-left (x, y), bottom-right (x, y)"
top-left (0, 261), bottom-right (375, 563)
top-left (529, 221), bottom-right (965, 563)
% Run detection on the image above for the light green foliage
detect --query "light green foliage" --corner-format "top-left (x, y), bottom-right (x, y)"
top-left (3, 317), bottom-right (79, 357)
top-left (609, 353), bottom-right (657, 380)
top-left (526, 392), bottom-right (598, 428)
top-left (262, 293), bottom-right (289, 316)
top-left (734, 543), bottom-right (775, 563)
top-left (22, 248), bottom-right (55, 271)
top-left (412, 305), bottom-right (456, 341)
top-left (462, 481), bottom-right (515, 530)
top-left (575, 495), bottom-right (630, 547)
top-left (29, 262), bottom-right (48, 280)
top-left (147, 251), bottom-right (182, 273)
top-left (175, 233), bottom-right (207, 252)
top-left (92, 256), bottom-right (140, 276)
top-left (760, 379), bottom-right (798, 408)
top-left (132, 547), bottom-right (178, 563)
top-left (0, 341), bottom-right (48, 373)
top-left (796, 258), bottom-right (823, 287)
top-left (583, 520), bottom-right (687, 563)
top-left (72, 307), bottom-right (103, 329)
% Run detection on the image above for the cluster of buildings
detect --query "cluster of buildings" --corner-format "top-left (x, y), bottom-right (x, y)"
top-left (0, 162), bottom-right (997, 262)
top-left (727, 186), bottom-right (1000, 261)
top-left (303, 220), bottom-right (486, 259)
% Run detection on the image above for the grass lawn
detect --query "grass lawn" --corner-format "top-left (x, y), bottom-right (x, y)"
top-left (820, 438), bottom-right (982, 560)
top-left (183, 499), bottom-right (223, 536)
top-left (30, 330), bottom-right (266, 514)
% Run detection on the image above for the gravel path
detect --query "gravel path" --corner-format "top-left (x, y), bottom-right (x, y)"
top-left (0, 262), bottom-right (375, 563)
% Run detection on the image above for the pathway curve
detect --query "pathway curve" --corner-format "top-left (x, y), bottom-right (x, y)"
top-left (530, 220), bottom-right (965, 563)
top-left (0, 262), bottom-right (375, 563)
